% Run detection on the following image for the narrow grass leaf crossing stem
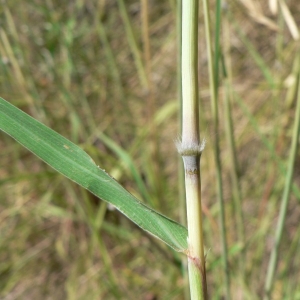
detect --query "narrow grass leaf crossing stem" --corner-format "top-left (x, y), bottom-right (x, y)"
top-left (0, 97), bottom-right (188, 252)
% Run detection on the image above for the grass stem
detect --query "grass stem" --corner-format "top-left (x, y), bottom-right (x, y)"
top-left (264, 53), bottom-right (300, 300)
top-left (178, 1), bottom-right (207, 298)
top-left (117, 0), bottom-right (147, 88)
top-left (202, 0), bottom-right (231, 298)
top-left (177, 1), bottom-right (190, 298)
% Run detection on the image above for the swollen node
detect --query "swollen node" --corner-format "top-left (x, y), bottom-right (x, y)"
top-left (176, 138), bottom-right (206, 156)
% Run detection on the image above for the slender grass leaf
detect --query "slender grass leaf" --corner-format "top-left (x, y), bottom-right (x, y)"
top-left (0, 97), bottom-right (188, 252)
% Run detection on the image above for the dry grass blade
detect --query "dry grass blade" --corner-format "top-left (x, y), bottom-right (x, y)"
top-left (269, 0), bottom-right (278, 15)
top-left (279, 0), bottom-right (300, 40)
top-left (239, 0), bottom-right (278, 30)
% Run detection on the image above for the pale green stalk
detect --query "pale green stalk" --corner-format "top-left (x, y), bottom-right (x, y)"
top-left (117, 0), bottom-right (147, 88)
top-left (176, 0), bottom-right (185, 227)
top-left (264, 54), bottom-right (300, 299)
top-left (177, 1), bottom-right (189, 298)
top-left (202, 0), bottom-right (231, 298)
top-left (177, 1), bottom-right (207, 299)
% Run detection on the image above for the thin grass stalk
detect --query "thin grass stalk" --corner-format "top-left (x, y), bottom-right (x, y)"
top-left (176, 0), bottom-right (185, 227)
top-left (96, 10), bottom-right (125, 103)
top-left (141, 0), bottom-right (155, 122)
top-left (281, 225), bottom-right (300, 298)
top-left (222, 14), bottom-right (245, 280)
top-left (141, 0), bottom-right (151, 93)
top-left (222, 56), bottom-right (245, 291)
top-left (213, 0), bottom-right (221, 88)
top-left (264, 54), bottom-right (300, 300)
top-left (177, 0), bottom-right (207, 299)
top-left (117, 0), bottom-right (147, 88)
top-left (140, 0), bottom-right (162, 206)
top-left (141, 0), bottom-right (154, 122)
top-left (202, 0), bottom-right (231, 298)
top-left (176, 1), bottom-right (189, 299)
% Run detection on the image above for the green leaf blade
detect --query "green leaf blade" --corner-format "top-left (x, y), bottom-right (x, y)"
top-left (0, 97), bottom-right (188, 252)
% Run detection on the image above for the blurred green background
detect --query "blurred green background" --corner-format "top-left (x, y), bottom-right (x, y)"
top-left (1, 1), bottom-right (300, 299)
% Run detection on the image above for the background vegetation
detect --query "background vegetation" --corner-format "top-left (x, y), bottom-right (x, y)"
top-left (0, 0), bottom-right (300, 299)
